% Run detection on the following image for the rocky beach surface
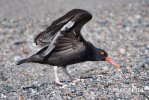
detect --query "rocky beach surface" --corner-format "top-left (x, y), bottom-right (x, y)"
top-left (0, 0), bottom-right (149, 99)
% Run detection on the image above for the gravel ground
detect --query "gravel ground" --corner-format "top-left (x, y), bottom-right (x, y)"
top-left (0, 0), bottom-right (149, 99)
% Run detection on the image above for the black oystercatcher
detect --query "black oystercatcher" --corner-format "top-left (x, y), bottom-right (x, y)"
top-left (17, 9), bottom-right (120, 85)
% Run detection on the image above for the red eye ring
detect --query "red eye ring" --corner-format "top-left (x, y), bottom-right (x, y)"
top-left (100, 52), bottom-right (105, 55)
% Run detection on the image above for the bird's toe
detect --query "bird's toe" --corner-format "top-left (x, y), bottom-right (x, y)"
top-left (55, 81), bottom-right (65, 86)
top-left (71, 78), bottom-right (84, 84)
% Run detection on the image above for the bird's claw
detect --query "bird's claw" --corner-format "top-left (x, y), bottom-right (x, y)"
top-left (55, 81), bottom-right (65, 86)
top-left (55, 81), bottom-right (68, 88)
top-left (70, 78), bottom-right (84, 85)
top-left (55, 78), bottom-right (85, 86)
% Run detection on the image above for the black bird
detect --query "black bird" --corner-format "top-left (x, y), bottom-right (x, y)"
top-left (17, 9), bottom-right (120, 85)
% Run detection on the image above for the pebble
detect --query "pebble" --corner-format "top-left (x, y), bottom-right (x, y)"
top-left (119, 48), bottom-right (126, 55)
top-left (0, 93), bottom-right (6, 99)
top-left (30, 88), bottom-right (37, 94)
top-left (144, 86), bottom-right (149, 91)
top-left (145, 58), bottom-right (149, 64)
top-left (98, 20), bottom-right (108, 27)
top-left (3, 85), bottom-right (14, 93)
top-left (0, 28), bottom-right (2, 32)
top-left (14, 56), bottom-right (22, 61)
top-left (146, 45), bottom-right (149, 50)
top-left (0, 71), bottom-right (7, 81)
top-left (135, 15), bottom-right (142, 20)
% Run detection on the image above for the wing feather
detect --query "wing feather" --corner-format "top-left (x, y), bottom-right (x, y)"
top-left (35, 9), bottom-right (92, 57)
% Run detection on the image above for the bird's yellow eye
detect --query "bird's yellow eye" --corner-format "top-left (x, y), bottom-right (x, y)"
top-left (100, 52), bottom-right (105, 55)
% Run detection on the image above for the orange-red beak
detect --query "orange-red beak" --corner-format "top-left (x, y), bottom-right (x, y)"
top-left (105, 57), bottom-right (120, 68)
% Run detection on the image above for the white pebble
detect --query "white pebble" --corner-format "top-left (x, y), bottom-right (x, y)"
top-left (144, 86), bottom-right (149, 91)
top-left (119, 48), bottom-right (126, 54)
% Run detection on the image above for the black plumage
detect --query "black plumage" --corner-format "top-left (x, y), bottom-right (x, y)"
top-left (17, 9), bottom-right (120, 85)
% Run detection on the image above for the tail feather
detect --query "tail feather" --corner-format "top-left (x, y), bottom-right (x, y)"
top-left (16, 55), bottom-right (43, 65)
top-left (16, 58), bottom-right (29, 65)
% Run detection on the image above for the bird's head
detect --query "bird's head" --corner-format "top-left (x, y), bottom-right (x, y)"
top-left (95, 48), bottom-right (120, 68)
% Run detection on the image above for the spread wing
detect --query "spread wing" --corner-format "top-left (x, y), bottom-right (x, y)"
top-left (53, 31), bottom-right (86, 57)
top-left (34, 9), bottom-right (92, 56)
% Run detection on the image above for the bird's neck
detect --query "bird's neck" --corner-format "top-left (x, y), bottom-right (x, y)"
top-left (86, 42), bottom-right (98, 61)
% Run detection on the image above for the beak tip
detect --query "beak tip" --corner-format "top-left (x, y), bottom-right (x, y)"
top-left (105, 57), bottom-right (120, 68)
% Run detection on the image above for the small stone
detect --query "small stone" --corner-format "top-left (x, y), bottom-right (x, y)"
top-left (3, 85), bottom-right (13, 92)
top-left (107, 80), bottom-right (113, 84)
top-left (98, 20), bottom-right (108, 27)
top-left (122, 20), bottom-right (131, 28)
top-left (14, 56), bottom-right (22, 61)
top-left (0, 28), bottom-right (2, 32)
top-left (144, 86), bottom-right (149, 91)
top-left (145, 58), bottom-right (149, 64)
top-left (135, 15), bottom-right (142, 19)
top-left (146, 45), bottom-right (149, 50)
top-left (22, 47), bottom-right (29, 55)
top-left (30, 88), bottom-right (37, 94)
top-left (119, 48), bottom-right (126, 55)
top-left (0, 93), bottom-right (6, 99)
top-left (0, 71), bottom-right (7, 81)
top-left (125, 27), bottom-right (130, 31)
top-left (13, 41), bottom-right (27, 45)
top-left (90, 91), bottom-right (96, 99)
